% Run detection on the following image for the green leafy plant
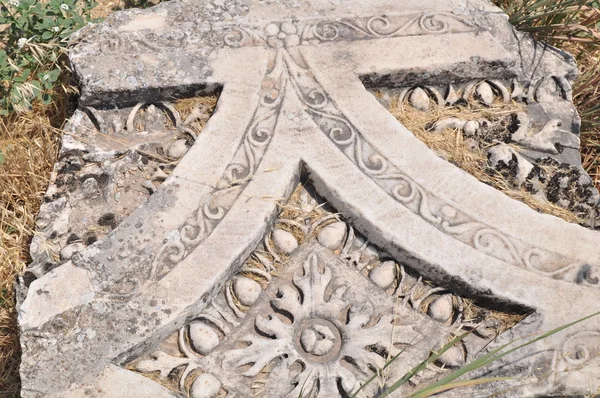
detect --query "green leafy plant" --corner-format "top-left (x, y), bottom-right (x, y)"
top-left (0, 0), bottom-right (97, 114)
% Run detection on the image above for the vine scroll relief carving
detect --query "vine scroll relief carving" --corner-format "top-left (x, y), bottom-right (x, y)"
top-left (87, 12), bottom-right (478, 55)
top-left (146, 42), bottom-right (599, 289)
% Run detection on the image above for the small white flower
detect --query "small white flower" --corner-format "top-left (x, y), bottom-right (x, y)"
top-left (42, 74), bottom-right (49, 81)
top-left (60, 3), bottom-right (69, 10)
top-left (52, 26), bottom-right (60, 32)
top-left (17, 38), bottom-right (28, 49)
top-left (8, 0), bottom-right (19, 7)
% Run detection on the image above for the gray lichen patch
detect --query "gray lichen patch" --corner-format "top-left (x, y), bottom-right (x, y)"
top-left (25, 96), bottom-right (217, 282)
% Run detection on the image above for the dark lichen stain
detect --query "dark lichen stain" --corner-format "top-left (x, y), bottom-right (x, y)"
top-left (98, 212), bottom-right (118, 229)
top-left (80, 172), bottom-right (110, 189)
top-left (67, 233), bottom-right (81, 244)
top-left (83, 232), bottom-right (98, 246)
top-left (576, 264), bottom-right (599, 285)
top-left (22, 271), bottom-right (37, 288)
top-left (58, 158), bottom-right (82, 174)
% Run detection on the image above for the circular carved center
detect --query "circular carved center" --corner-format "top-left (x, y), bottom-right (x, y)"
top-left (294, 318), bottom-right (341, 363)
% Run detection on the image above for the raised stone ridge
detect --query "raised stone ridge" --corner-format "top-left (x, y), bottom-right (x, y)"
top-left (17, 0), bottom-right (600, 397)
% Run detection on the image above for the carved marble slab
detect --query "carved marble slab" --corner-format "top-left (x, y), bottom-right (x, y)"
top-left (17, 0), bottom-right (600, 397)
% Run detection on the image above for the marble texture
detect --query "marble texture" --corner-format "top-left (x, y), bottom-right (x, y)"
top-left (17, 0), bottom-right (600, 397)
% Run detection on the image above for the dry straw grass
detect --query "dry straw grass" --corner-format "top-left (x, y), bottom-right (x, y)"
top-left (389, 97), bottom-right (585, 224)
top-left (0, 81), bottom-right (73, 395)
top-left (577, 52), bottom-right (600, 191)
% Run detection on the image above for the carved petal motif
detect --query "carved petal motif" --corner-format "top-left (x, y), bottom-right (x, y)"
top-left (189, 244), bottom-right (453, 397)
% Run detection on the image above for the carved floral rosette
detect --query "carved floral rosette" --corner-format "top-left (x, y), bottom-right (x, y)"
top-left (129, 184), bottom-right (531, 397)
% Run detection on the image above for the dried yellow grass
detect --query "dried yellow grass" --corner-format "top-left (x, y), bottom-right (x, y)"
top-left (388, 97), bottom-right (584, 225)
top-left (577, 53), bottom-right (600, 193)
top-left (174, 95), bottom-right (219, 137)
top-left (461, 298), bottom-right (527, 336)
top-left (0, 87), bottom-right (70, 396)
top-left (0, 88), bottom-right (216, 396)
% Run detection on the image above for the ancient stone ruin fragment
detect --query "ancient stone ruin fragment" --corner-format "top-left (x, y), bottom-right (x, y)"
top-left (17, 0), bottom-right (600, 397)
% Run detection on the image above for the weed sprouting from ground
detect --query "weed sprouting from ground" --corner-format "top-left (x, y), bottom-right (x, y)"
top-left (1, 0), bottom-right (97, 113)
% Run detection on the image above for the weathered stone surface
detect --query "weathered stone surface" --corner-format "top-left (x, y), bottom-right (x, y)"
top-left (271, 228), bottom-right (299, 255)
top-left (123, 188), bottom-right (518, 397)
top-left (380, 81), bottom-right (598, 222)
top-left (368, 260), bottom-right (397, 289)
top-left (316, 221), bottom-right (347, 250)
top-left (17, 0), bottom-right (600, 397)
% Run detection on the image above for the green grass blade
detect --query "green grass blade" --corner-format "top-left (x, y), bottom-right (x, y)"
top-left (350, 324), bottom-right (432, 397)
top-left (297, 370), bottom-right (313, 398)
top-left (481, 310), bottom-right (600, 364)
top-left (400, 335), bottom-right (523, 397)
top-left (381, 331), bottom-right (471, 397)
top-left (349, 351), bottom-right (399, 397)
top-left (405, 311), bottom-right (600, 397)
top-left (350, 336), bottom-right (417, 397)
